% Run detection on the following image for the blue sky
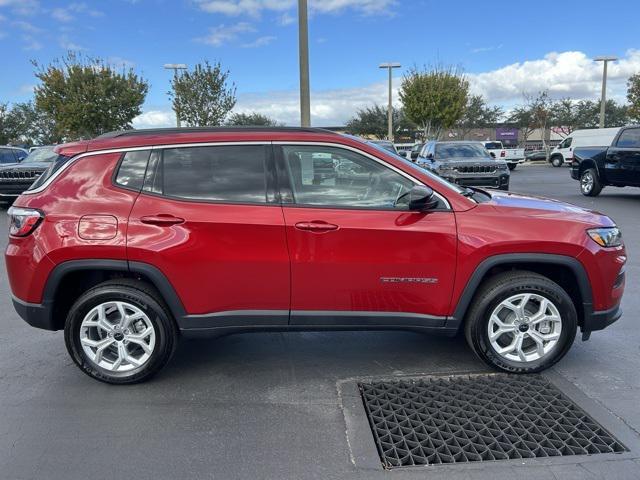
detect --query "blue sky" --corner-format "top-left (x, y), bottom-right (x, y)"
top-left (0, 0), bottom-right (639, 126)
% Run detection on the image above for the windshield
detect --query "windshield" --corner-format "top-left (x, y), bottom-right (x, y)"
top-left (435, 143), bottom-right (489, 160)
top-left (22, 147), bottom-right (58, 164)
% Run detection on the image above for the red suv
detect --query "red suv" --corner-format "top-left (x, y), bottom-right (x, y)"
top-left (6, 128), bottom-right (626, 384)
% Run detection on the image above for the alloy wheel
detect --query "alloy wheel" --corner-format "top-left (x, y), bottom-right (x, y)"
top-left (581, 171), bottom-right (594, 194)
top-left (487, 293), bottom-right (562, 363)
top-left (79, 301), bottom-right (156, 372)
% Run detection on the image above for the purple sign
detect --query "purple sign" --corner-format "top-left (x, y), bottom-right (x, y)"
top-left (496, 127), bottom-right (519, 140)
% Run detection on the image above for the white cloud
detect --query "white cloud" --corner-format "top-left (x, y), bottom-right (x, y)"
top-left (52, 7), bottom-right (73, 22)
top-left (196, 22), bottom-right (255, 47)
top-left (278, 11), bottom-right (295, 25)
top-left (52, 3), bottom-right (104, 22)
top-left (59, 34), bottom-right (86, 50)
top-left (133, 110), bottom-right (176, 129)
top-left (132, 49), bottom-right (640, 129)
top-left (470, 44), bottom-right (503, 54)
top-left (242, 35), bottom-right (276, 48)
top-left (468, 50), bottom-right (640, 105)
top-left (22, 34), bottom-right (42, 50)
top-left (194, 0), bottom-right (396, 17)
top-left (0, 0), bottom-right (40, 16)
top-left (107, 56), bottom-right (136, 69)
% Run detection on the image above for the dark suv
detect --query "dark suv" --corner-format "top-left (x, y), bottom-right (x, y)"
top-left (416, 141), bottom-right (510, 190)
top-left (6, 128), bottom-right (625, 384)
top-left (0, 146), bottom-right (59, 202)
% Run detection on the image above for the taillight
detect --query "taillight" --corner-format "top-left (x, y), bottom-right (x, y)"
top-left (8, 207), bottom-right (43, 237)
top-left (500, 150), bottom-right (506, 157)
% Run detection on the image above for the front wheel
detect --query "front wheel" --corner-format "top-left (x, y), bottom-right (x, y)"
top-left (464, 271), bottom-right (577, 373)
top-left (507, 163), bottom-right (516, 171)
top-left (64, 280), bottom-right (178, 384)
top-left (580, 168), bottom-right (603, 196)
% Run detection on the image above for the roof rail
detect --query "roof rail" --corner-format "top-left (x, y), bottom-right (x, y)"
top-left (96, 126), bottom-right (338, 139)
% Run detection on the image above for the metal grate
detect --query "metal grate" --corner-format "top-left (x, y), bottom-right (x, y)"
top-left (359, 374), bottom-right (626, 468)
top-left (454, 165), bottom-right (496, 174)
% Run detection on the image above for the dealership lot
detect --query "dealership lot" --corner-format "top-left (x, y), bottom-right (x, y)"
top-left (0, 164), bottom-right (639, 480)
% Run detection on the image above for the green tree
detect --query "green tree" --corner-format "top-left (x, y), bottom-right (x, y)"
top-left (7, 101), bottom-right (62, 145)
top-left (33, 53), bottom-right (148, 139)
top-left (551, 98), bottom-right (630, 134)
top-left (627, 74), bottom-right (640, 122)
top-left (225, 112), bottom-right (280, 126)
top-left (170, 61), bottom-right (236, 127)
top-left (0, 103), bottom-right (18, 145)
top-left (399, 65), bottom-right (469, 140)
top-left (456, 95), bottom-right (503, 139)
top-left (346, 105), bottom-right (395, 139)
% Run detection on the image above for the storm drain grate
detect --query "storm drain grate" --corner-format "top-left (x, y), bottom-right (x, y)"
top-left (359, 374), bottom-right (627, 468)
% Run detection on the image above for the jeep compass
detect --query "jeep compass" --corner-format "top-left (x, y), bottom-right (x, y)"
top-left (5, 127), bottom-right (626, 384)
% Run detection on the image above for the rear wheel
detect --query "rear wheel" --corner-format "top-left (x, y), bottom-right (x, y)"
top-left (551, 156), bottom-right (564, 167)
top-left (507, 163), bottom-right (516, 171)
top-left (64, 280), bottom-right (178, 384)
top-left (464, 271), bottom-right (577, 373)
top-left (580, 168), bottom-right (603, 196)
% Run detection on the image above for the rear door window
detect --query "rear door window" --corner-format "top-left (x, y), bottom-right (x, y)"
top-left (616, 128), bottom-right (640, 148)
top-left (148, 145), bottom-right (269, 204)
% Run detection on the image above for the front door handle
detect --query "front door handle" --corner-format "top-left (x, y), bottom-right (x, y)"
top-left (140, 214), bottom-right (185, 226)
top-left (294, 221), bottom-right (339, 233)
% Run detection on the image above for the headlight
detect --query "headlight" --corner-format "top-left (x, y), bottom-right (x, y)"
top-left (587, 227), bottom-right (623, 247)
top-left (437, 164), bottom-right (454, 172)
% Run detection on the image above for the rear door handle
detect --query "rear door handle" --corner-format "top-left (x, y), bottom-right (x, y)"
top-left (294, 221), bottom-right (339, 233)
top-left (140, 214), bottom-right (185, 226)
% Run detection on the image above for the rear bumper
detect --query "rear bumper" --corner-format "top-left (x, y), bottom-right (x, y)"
top-left (11, 295), bottom-right (56, 330)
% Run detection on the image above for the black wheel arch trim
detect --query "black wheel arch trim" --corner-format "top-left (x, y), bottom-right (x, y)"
top-left (30, 259), bottom-right (187, 330)
top-left (447, 253), bottom-right (594, 332)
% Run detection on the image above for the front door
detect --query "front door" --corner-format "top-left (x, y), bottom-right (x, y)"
top-left (127, 144), bottom-right (290, 328)
top-left (606, 127), bottom-right (640, 186)
top-left (276, 144), bottom-right (457, 328)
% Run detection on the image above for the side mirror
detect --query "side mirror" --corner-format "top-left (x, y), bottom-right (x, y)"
top-left (426, 152), bottom-right (434, 161)
top-left (489, 151), bottom-right (496, 159)
top-left (408, 185), bottom-right (439, 211)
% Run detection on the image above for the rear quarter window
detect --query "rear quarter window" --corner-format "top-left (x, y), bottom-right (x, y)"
top-left (115, 150), bottom-right (151, 191)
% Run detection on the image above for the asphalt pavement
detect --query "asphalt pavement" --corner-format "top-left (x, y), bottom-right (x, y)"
top-left (0, 164), bottom-right (639, 480)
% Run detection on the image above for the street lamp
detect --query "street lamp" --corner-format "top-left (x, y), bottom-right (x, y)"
top-left (594, 56), bottom-right (618, 129)
top-left (164, 63), bottom-right (187, 128)
top-left (379, 63), bottom-right (401, 141)
top-left (298, 0), bottom-right (311, 127)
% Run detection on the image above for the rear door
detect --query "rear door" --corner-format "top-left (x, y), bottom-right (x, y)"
top-left (276, 143), bottom-right (457, 328)
top-left (127, 143), bottom-right (291, 328)
top-left (606, 128), bottom-right (640, 185)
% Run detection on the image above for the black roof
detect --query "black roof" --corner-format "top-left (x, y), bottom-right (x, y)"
top-left (97, 126), bottom-right (338, 139)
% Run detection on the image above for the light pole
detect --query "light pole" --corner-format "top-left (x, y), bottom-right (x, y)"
top-left (379, 63), bottom-right (401, 141)
top-left (594, 56), bottom-right (618, 128)
top-left (298, 0), bottom-right (311, 127)
top-left (164, 63), bottom-right (187, 128)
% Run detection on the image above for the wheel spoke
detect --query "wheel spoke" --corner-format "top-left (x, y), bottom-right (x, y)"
top-left (496, 336), bottom-right (518, 355)
top-left (514, 335), bottom-right (527, 362)
top-left (81, 336), bottom-right (114, 349)
top-left (127, 337), bottom-right (152, 355)
top-left (527, 331), bottom-right (546, 357)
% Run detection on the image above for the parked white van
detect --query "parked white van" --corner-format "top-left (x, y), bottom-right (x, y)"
top-left (549, 127), bottom-right (620, 167)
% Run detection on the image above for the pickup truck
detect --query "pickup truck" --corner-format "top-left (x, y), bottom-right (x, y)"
top-left (482, 141), bottom-right (525, 170)
top-left (571, 125), bottom-right (640, 196)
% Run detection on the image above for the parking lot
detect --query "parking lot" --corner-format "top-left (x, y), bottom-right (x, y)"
top-left (0, 163), bottom-right (638, 480)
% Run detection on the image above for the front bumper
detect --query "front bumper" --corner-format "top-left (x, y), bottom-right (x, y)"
top-left (581, 303), bottom-right (622, 340)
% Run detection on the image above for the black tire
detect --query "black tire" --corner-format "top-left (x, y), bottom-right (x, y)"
top-left (64, 279), bottom-right (178, 384)
top-left (464, 271), bottom-right (577, 373)
top-left (551, 156), bottom-right (564, 167)
top-left (507, 163), bottom-right (516, 171)
top-left (580, 168), bottom-right (603, 197)
top-left (499, 182), bottom-right (509, 191)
